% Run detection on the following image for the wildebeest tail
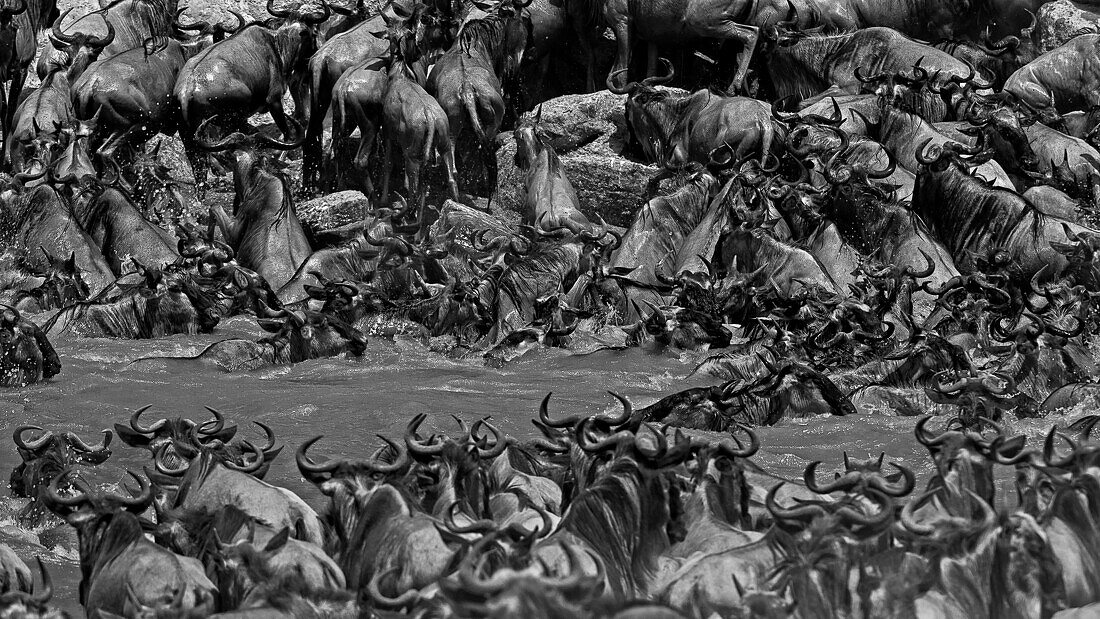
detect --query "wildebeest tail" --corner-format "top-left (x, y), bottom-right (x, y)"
top-left (462, 84), bottom-right (487, 144)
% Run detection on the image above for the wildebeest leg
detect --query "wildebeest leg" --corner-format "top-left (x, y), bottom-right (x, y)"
top-left (2, 70), bottom-right (23, 169)
top-left (380, 135), bottom-right (393, 206)
top-left (571, 21), bottom-right (599, 92)
top-left (722, 23), bottom-right (759, 93)
top-left (609, 22), bottom-right (633, 90)
top-left (268, 96), bottom-right (296, 142)
top-left (181, 129), bottom-right (209, 199)
top-left (646, 42), bottom-right (659, 78)
top-left (406, 157), bottom-right (425, 227)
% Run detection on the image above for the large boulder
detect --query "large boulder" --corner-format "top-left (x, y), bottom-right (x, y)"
top-left (493, 89), bottom-right (675, 228)
top-left (297, 190), bottom-right (371, 233)
top-left (1036, 0), bottom-right (1100, 52)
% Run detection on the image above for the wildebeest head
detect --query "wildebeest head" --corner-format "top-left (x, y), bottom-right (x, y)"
top-left (913, 415), bottom-right (1028, 505)
top-left (0, 557), bottom-right (61, 619)
top-left (256, 305), bottom-right (368, 362)
top-left (173, 7), bottom-right (247, 44)
top-left (11, 426), bottom-right (112, 495)
top-left (266, 0), bottom-right (330, 77)
top-left (48, 8), bottom-right (116, 77)
top-left (14, 249), bottom-right (90, 311)
top-left (961, 104), bottom-right (1037, 173)
top-left (113, 405), bottom-right (239, 458)
top-left (0, 304), bottom-right (61, 387)
top-left (296, 434), bottom-right (409, 496)
top-left (607, 58), bottom-right (679, 164)
top-left (39, 468), bottom-right (155, 603)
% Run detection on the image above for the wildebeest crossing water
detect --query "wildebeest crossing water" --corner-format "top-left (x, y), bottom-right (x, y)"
top-left (0, 322), bottom-right (1091, 616)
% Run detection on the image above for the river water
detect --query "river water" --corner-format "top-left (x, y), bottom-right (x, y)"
top-left (0, 316), bottom-right (1087, 615)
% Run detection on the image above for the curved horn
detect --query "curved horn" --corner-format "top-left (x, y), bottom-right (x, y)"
top-left (129, 404), bottom-right (166, 434)
top-left (295, 436), bottom-right (340, 479)
top-left (223, 440), bottom-right (265, 474)
top-left (50, 8), bottom-right (75, 44)
top-left (13, 426), bottom-right (53, 451)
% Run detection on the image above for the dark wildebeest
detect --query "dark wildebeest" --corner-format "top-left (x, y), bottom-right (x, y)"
top-left (9, 426), bottom-right (110, 526)
top-left (195, 120), bottom-right (312, 292)
top-left (328, 56), bottom-right (388, 194)
top-left (1004, 34), bottom-right (1100, 115)
top-left (70, 36), bottom-right (189, 170)
top-left (43, 266), bottom-right (221, 338)
top-left (40, 470), bottom-right (217, 618)
top-left (766, 27), bottom-right (991, 113)
top-left (608, 60), bottom-right (778, 168)
top-left (14, 184), bottom-right (115, 294)
top-left (1, 0), bottom-right (59, 165)
top-left (77, 186), bottom-right (179, 275)
top-left (60, 0), bottom-right (177, 58)
top-left (173, 0), bottom-right (328, 193)
top-left (5, 14), bottom-right (115, 172)
top-left (913, 140), bottom-right (1100, 286)
top-left (0, 304), bottom-right (61, 387)
top-left (426, 3), bottom-right (530, 196)
top-left (380, 52), bottom-right (464, 224)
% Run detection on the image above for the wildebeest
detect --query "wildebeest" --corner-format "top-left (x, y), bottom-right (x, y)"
top-left (913, 141), bottom-right (1100, 285)
top-left (327, 56), bottom-right (388, 194)
top-left (173, 0), bottom-right (328, 192)
top-left (767, 27), bottom-right (990, 110)
top-left (0, 304), bottom-right (60, 387)
top-left (1004, 33), bottom-right (1100, 114)
top-left (427, 3), bottom-right (529, 196)
top-left (77, 187), bottom-right (179, 275)
top-left (195, 121), bottom-right (312, 292)
top-left (13, 184), bottom-right (115, 294)
top-left (10, 426), bottom-right (110, 525)
top-left (70, 36), bottom-right (189, 170)
top-left (609, 61), bottom-right (778, 168)
top-left (40, 469), bottom-right (217, 618)
top-left (1, 0), bottom-right (59, 162)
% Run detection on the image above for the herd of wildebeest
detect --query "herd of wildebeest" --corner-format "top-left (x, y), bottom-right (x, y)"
top-left (2, 0), bottom-right (1100, 614)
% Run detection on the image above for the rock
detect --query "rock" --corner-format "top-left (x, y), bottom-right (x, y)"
top-left (1036, 0), bottom-right (1100, 52)
top-left (297, 190), bottom-right (371, 233)
top-left (492, 90), bottom-right (674, 228)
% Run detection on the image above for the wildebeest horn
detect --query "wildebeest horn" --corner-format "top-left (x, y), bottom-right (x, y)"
top-left (296, 435), bottom-right (340, 478)
top-left (258, 116), bottom-right (307, 150)
top-left (50, 8), bottom-right (75, 44)
top-left (193, 117), bottom-right (246, 151)
top-left (605, 391), bottom-right (633, 426)
top-left (89, 18), bottom-right (116, 50)
top-left (217, 10), bottom-right (248, 34)
top-left (765, 482), bottom-right (828, 522)
top-left (223, 440), bottom-right (265, 473)
top-left (904, 249), bottom-right (936, 278)
top-left (129, 404), bottom-right (166, 434)
top-left (174, 7), bottom-right (210, 32)
top-left (200, 406), bottom-right (226, 435)
top-left (900, 489), bottom-right (935, 535)
top-left (368, 566), bottom-right (420, 608)
top-left (0, 0), bottom-right (26, 19)
top-left (252, 421), bottom-right (277, 454)
top-left (444, 501), bottom-right (496, 534)
top-left (43, 468), bottom-right (88, 512)
top-left (367, 434), bottom-right (408, 472)
top-left (642, 57), bottom-right (675, 86)
top-left (405, 413), bottom-right (444, 456)
top-left (915, 415), bottom-right (952, 448)
top-left (471, 419), bottom-right (508, 459)
top-left (803, 461), bottom-right (860, 494)
top-left (868, 463), bottom-right (915, 497)
top-left (13, 426), bottom-right (53, 451)
top-left (606, 68), bottom-right (638, 95)
top-left (990, 435), bottom-right (1031, 465)
top-left (68, 430), bottom-right (113, 454)
top-left (1042, 426), bottom-right (1075, 469)
top-left (266, 0), bottom-right (294, 18)
top-left (915, 137), bottom-right (942, 166)
top-left (538, 392), bottom-right (585, 429)
top-left (117, 470), bottom-right (153, 510)
top-left (715, 424), bottom-right (759, 458)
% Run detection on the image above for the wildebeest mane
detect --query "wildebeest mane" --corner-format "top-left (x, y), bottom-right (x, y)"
top-left (557, 456), bottom-right (671, 598)
top-left (766, 32), bottom-right (852, 101)
top-left (458, 14), bottom-right (510, 65)
top-left (915, 161), bottom-right (1047, 254)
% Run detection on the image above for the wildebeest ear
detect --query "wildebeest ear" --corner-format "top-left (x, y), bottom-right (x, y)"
top-left (303, 284), bottom-right (327, 300)
top-left (264, 527), bottom-right (291, 553)
top-left (257, 319), bottom-right (284, 333)
top-left (113, 423), bottom-right (153, 448)
top-left (64, 251), bottom-right (77, 273)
